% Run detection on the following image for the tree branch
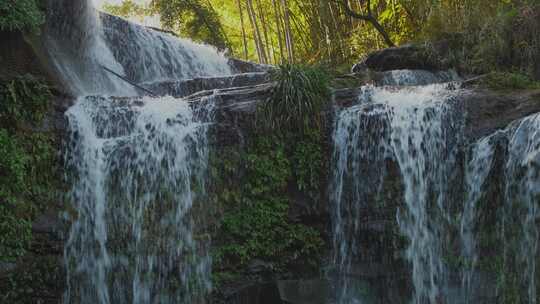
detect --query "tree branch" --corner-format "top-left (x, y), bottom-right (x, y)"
top-left (336, 0), bottom-right (395, 47)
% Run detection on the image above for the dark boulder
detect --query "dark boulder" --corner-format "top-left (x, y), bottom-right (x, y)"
top-left (355, 42), bottom-right (454, 73)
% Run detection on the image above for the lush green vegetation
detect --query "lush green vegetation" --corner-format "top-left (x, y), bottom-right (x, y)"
top-left (104, 0), bottom-right (540, 79)
top-left (0, 76), bottom-right (56, 263)
top-left (479, 71), bottom-right (540, 90)
top-left (0, 0), bottom-right (44, 32)
top-left (259, 64), bottom-right (330, 132)
top-left (211, 65), bottom-right (329, 286)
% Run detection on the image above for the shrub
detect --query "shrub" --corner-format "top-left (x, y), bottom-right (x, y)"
top-left (0, 0), bottom-right (44, 32)
top-left (420, 1), bottom-right (540, 79)
top-left (259, 64), bottom-right (330, 133)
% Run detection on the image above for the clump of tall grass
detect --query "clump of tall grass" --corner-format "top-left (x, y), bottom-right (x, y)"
top-left (259, 64), bottom-right (330, 133)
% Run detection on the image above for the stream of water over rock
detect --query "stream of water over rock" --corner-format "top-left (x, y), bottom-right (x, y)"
top-left (57, 1), bottom-right (232, 303)
top-left (331, 72), bottom-right (540, 304)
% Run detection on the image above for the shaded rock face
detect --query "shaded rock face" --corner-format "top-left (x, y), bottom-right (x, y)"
top-left (0, 31), bottom-right (51, 80)
top-left (463, 89), bottom-right (540, 140)
top-left (147, 72), bottom-right (271, 98)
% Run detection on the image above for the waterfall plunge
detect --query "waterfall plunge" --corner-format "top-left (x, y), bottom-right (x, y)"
top-left (58, 1), bottom-right (231, 302)
top-left (332, 73), bottom-right (540, 304)
top-left (63, 96), bottom-right (215, 304)
top-left (331, 83), bottom-right (463, 303)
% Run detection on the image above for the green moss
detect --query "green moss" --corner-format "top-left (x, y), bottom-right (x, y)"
top-left (0, 0), bottom-right (44, 32)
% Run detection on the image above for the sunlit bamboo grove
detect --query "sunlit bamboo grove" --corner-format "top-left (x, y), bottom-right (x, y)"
top-left (104, 0), bottom-right (540, 73)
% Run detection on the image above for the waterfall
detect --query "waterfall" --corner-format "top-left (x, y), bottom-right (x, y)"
top-left (63, 95), bottom-right (214, 303)
top-left (506, 114), bottom-right (540, 304)
top-left (333, 68), bottom-right (540, 303)
top-left (54, 0), bottom-right (231, 302)
top-left (331, 81), bottom-right (463, 303)
top-left (44, 0), bottom-right (135, 95)
top-left (387, 84), bottom-right (463, 304)
top-left (43, 0), bottom-right (232, 95)
top-left (461, 113), bottom-right (540, 304)
top-left (460, 135), bottom-right (496, 301)
top-left (331, 87), bottom-right (393, 303)
top-left (101, 14), bottom-right (232, 84)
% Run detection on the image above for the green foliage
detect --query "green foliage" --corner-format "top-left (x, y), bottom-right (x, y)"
top-left (419, 1), bottom-right (540, 78)
top-left (290, 129), bottom-right (324, 200)
top-left (0, 0), bottom-right (44, 32)
top-left (260, 64), bottom-right (330, 133)
top-left (0, 76), bottom-right (55, 263)
top-left (480, 71), bottom-right (540, 90)
top-left (0, 75), bottom-right (51, 130)
top-left (212, 65), bottom-right (330, 276)
top-left (212, 135), bottom-right (324, 277)
top-left (0, 130), bottom-right (28, 204)
top-left (0, 204), bottom-right (31, 262)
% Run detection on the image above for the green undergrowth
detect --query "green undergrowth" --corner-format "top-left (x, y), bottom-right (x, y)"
top-left (0, 75), bottom-right (57, 263)
top-left (211, 65), bottom-right (330, 287)
top-left (479, 71), bottom-right (540, 90)
top-left (211, 135), bottom-right (325, 286)
top-left (0, 0), bottom-right (44, 32)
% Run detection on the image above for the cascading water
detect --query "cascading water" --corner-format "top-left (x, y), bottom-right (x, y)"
top-left (101, 14), bottom-right (232, 84)
top-left (506, 114), bottom-right (540, 304)
top-left (332, 67), bottom-right (540, 304)
top-left (44, 0), bottom-right (135, 95)
top-left (331, 89), bottom-right (393, 303)
top-left (379, 69), bottom-right (459, 86)
top-left (460, 113), bottom-right (540, 304)
top-left (64, 95), bottom-right (215, 303)
top-left (331, 80), bottom-right (463, 303)
top-left (54, 0), bottom-right (234, 302)
top-left (43, 0), bottom-right (232, 95)
top-left (460, 135), bottom-right (496, 301)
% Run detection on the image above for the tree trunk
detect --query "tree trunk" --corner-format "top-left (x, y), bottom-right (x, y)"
top-left (281, 0), bottom-right (295, 63)
top-left (247, 0), bottom-right (266, 63)
top-left (236, 0), bottom-right (249, 60)
top-left (255, 0), bottom-right (272, 64)
top-left (272, 0), bottom-right (285, 64)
